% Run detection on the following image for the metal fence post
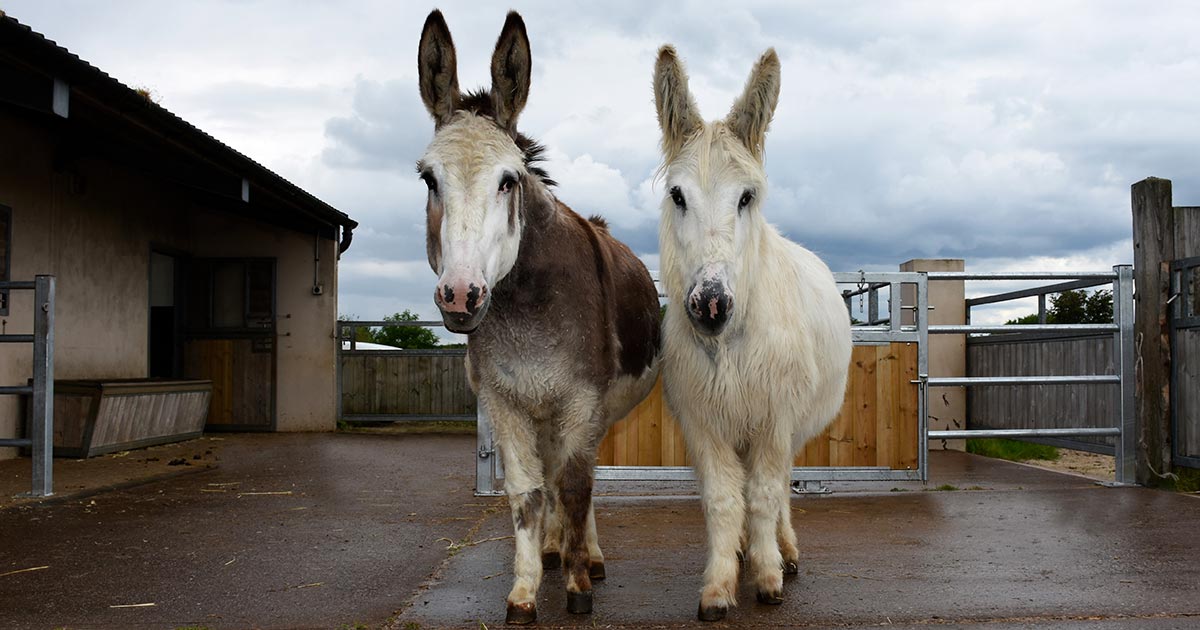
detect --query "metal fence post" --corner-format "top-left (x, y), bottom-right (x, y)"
top-left (30, 275), bottom-right (54, 497)
top-left (1114, 264), bottom-right (1137, 485)
top-left (475, 403), bottom-right (502, 496)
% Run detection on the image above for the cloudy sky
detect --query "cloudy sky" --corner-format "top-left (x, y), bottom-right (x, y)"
top-left (6, 1), bottom-right (1199, 325)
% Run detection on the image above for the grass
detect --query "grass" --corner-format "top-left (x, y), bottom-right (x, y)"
top-left (1159, 466), bottom-right (1200, 493)
top-left (967, 438), bottom-right (1059, 462)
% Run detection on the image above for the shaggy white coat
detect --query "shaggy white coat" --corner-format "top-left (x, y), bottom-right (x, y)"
top-left (655, 45), bottom-right (852, 614)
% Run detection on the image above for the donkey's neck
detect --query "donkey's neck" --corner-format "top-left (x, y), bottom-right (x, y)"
top-left (490, 181), bottom-right (567, 300)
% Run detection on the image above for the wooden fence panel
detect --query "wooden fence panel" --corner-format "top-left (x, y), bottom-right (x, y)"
top-left (967, 333), bottom-right (1116, 453)
top-left (597, 342), bottom-right (918, 469)
top-left (340, 351), bottom-right (476, 417)
top-left (1178, 328), bottom-right (1200, 460)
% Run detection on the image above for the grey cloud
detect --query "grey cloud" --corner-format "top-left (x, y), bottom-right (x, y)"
top-left (322, 79), bottom-right (432, 171)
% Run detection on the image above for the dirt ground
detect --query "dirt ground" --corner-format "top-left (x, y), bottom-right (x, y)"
top-left (1021, 449), bottom-right (1116, 481)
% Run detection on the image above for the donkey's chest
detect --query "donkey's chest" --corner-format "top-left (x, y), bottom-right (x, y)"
top-left (469, 328), bottom-right (605, 419)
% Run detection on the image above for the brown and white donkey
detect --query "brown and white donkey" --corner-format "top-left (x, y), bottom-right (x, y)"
top-left (416, 10), bottom-right (661, 625)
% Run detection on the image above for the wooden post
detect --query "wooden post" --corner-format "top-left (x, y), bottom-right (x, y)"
top-left (1131, 177), bottom-right (1174, 486)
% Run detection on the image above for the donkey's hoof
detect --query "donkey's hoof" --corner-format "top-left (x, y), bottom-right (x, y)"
top-left (506, 601), bottom-right (537, 625)
top-left (783, 560), bottom-right (799, 575)
top-left (589, 561), bottom-right (606, 580)
top-left (756, 589), bottom-right (784, 605)
top-left (735, 549), bottom-right (746, 563)
top-left (542, 551), bottom-right (561, 570)
top-left (566, 590), bottom-right (593, 614)
top-left (698, 603), bottom-right (728, 622)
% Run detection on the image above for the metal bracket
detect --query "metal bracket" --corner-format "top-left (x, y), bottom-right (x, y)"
top-left (791, 480), bottom-right (831, 495)
top-left (477, 446), bottom-right (494, 460)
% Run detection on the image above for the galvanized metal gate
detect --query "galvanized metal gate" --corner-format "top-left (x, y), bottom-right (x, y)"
top-left (475, 271), bottom-right (931, 495)
top-left (925, 267), bottom-right (1137, 485)
top-left (1171, 257), bottom-right (1200, 468)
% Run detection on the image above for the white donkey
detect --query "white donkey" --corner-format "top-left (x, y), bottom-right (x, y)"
top-left (653, 46), bottom-right (852, 621)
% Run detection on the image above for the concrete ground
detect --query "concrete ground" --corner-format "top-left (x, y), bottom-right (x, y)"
top-left (0, 433), bottom-right (1198, 630)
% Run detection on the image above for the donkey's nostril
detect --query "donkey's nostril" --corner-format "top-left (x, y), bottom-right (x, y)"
top-left (465, 283), bottom-right (486, 315)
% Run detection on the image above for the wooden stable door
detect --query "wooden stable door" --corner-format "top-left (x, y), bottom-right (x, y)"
top-left (597, 342), bottom-right (920, 470)
top-left (181, 258), bottom-right (277, 431)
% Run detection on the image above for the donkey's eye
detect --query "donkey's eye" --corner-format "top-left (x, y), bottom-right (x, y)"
top-left (499, 174), bottom-right (517, 194)
top-left (738, 190), bottom-right (754, 212)
top-left (420, 172), bottom-right (438, 194)
top-left (669, 186), bottom-right (686, 212)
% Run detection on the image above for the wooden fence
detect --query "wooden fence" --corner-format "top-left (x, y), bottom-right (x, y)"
top-left (597, 342), bottom-right (919, 469)
top-left (340, 349), bottom-right (476, 418)
top-left (341, 342), bottom-right (919, 471)
top-left (966, 332), bottom-right (1116, 454)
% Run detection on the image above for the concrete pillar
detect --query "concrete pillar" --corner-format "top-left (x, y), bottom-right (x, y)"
top-left (901, 259), bottom-right (966, 451)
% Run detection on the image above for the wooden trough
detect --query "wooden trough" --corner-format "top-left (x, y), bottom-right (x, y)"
top-left (50, 379), bottom-right (212, 458)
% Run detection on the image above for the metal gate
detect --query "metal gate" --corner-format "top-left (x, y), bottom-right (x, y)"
top-left (925, 267), bottom-right (1136, 485)
top-left (1171, 257), bottom-right (1200, 468)
top-left (475, 271), bottom-right (930, 495)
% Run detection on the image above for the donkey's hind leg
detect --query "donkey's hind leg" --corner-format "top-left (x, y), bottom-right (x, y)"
top-left (777, 483), bottom-right (800, 575)
top-left (586, 500), bottom-right (606, 580)
top-left (539, 431), bottom-right (564, 570)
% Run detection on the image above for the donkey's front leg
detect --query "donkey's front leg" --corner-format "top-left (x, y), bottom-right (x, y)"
top-left (489, 400), bottom-right (546, 625)
top-left (556, 447), bottom-right (597, 614)
top-left (746, 438), bottom-right (792, 605)
top-left (691, 432), bottom-right (746, 621)
top-left (553, 405), bottom-right (604, 615)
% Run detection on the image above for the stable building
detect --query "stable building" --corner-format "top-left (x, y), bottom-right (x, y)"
top-left (0, 13), bottom-right (358, 459)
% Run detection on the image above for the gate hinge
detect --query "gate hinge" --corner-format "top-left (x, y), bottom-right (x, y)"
top-left (478, 446), bottom-right (495, 460)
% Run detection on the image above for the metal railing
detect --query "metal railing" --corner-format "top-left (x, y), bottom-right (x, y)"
top-left (0, 275), bottom-right (56, 497)
top-left (927, 267), bottom-right (1136, 485)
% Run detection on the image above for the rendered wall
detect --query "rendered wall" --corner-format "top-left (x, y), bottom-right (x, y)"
top-left (0, 113), bottom-right (340, 459)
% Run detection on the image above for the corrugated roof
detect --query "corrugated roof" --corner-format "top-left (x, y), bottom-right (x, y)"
top-left (0, 11), bottom-right (358, 232)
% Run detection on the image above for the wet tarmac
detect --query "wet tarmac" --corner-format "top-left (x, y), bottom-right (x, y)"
top-left (1, 433), bottom-right (1198, 629)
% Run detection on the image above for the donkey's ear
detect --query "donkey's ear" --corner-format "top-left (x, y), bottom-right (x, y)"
top-left (654, 45), bottom-right (702, 162)
top-left (725, 49), bottom-right (781, 159)
top-left (418, 10), bottom-right (461, 126)
top-left (490, 11), bottom-right (532, 132)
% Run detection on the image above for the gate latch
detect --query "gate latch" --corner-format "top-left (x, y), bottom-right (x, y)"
top-left (478, 446), bottom-right (495, 460)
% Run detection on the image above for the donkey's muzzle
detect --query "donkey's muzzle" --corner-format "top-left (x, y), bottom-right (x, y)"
top-left (434, 280), bottom-right (490, 334)
top-left (686, 280), bottom-right (732, 336)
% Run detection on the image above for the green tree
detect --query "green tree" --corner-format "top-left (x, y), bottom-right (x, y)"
top-left (1005, 289), bottom-right (1114, 325)
top-left (338, 314), bottom-right (378, 343)
top-left (374, 310), bottom-right (440, 349)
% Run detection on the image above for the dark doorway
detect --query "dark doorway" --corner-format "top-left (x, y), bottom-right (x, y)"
top-left (149, 250), bottom-right (181, 378)
top-left (181, 257), bottom-right (277, 431)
